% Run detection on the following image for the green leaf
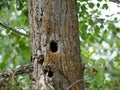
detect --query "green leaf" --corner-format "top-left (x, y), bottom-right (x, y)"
top-left (6, 29), bottom-right (10, 34)
top-left (98, 0), bottom-right (102, 2)
top-left (90, 9), bottom-right (98, 14)
top-left (19, 39), bottom-right (30, 59)
top-left (22, 46), bottom-right (30, 59)
top-left (81, 24), bottom-right (88, 33)
top-left (79, 20), bottom-right (87, 27)
top-left (16, 0), bottom-right (23, 10)
top-left (116, 40), bottom-right (120, 48)
top-left (88, 19), bottom-right (94, 26)
top-left (77, 2), bottom-right (81, 8)
top-left (16, 47), bottom-right (22, 55)
top-left (102, 4), bottom-right (108, 9)
top-left (94, 25), bottom-right (100, 34)
top-left (88, 2), bottom-right (95, 9)
top-left (100, 24), bottom-right (104, 28)
top-left (108, 24), bottom-right (115, 30)
top-left (89, 35), bottom-right (94, 42)
top-left (113, 66), bottom-right (120, 71)
top-left (97, 3), bottom-right (100, 8)
top-left (81, 4), bottom-right (86, 12)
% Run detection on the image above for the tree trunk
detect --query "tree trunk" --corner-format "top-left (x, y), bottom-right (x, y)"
top-left (28, 0), bottom-right (84, 90)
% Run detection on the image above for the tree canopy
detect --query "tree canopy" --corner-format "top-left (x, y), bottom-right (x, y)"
top-left (0, 0), bottom-right (120, 89)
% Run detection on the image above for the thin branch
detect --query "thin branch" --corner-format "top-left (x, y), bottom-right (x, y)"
top-left (0, 63), bottom-right (33, 87)
top-left (67, 79), bottom-right (84, 90)
top-left (0, 21), bottom-right (29, 37)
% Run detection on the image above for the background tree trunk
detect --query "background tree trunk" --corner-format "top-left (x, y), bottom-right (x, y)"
top-left (28, 0), bottom-right (84, 90)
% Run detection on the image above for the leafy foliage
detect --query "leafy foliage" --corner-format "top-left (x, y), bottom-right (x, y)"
top-left (0, 0), bottom-right (120, 89)
top-left (0, 0), bottom-right (30, 89)
top-left (77, 0), bottom-right (120, 89)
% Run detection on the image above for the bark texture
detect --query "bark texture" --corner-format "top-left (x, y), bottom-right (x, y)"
top-left (28, 0), bottom-right (83, 90)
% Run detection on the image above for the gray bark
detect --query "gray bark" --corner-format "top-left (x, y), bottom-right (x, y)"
top-left (28, 0), bottom-right (84, 90)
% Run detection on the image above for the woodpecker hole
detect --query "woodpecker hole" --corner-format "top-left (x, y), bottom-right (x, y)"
top-left (50, 40), bottom-right (58, 52)
top-left (48, 71), bottom-right (53, 77)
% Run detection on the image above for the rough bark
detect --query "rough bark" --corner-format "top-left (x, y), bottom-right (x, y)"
top-left (28, 0), bottom-right (83, 90)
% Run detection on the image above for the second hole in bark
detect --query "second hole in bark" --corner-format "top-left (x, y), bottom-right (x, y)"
top-left (48, 71), bottom-right (53, 77)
